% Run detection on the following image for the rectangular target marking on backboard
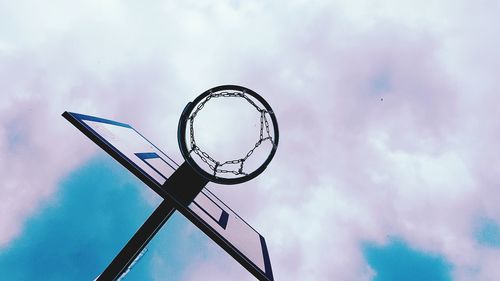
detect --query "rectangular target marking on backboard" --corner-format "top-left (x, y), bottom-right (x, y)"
top-left (135, 152), bottom-right (176, 181)
top-left (63, 111), bottom-right (273, 281)
top-left (191, 192), bottom-right (229, 230)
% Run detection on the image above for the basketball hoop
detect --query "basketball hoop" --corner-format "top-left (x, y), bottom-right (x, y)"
top-left (178, 85), bottom-right (279, 184)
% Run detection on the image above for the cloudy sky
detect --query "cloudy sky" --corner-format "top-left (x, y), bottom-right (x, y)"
top-left (1, 0), bottom-right (500, 280)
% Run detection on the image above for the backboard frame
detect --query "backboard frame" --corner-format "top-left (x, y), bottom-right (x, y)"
top-left (62, 111), bottom-right (273, 281)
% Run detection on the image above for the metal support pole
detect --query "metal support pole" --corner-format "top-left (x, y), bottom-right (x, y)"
top-left (96, 162), bottom-right (208, 280)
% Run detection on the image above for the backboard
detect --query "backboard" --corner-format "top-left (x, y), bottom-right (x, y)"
top-left (63, 112), bottom-right (273, 281)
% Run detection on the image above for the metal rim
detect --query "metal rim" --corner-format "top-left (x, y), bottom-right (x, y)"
top-left (178, 85), bottom-right (279, 185)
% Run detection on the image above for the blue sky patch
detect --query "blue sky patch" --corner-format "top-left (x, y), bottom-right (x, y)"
top-left (0, 155), bottom-right (217, 281)
top-left (371, 72), bottom-right (391, 94)
top-left (475, 217), bottom-right (500, 248)
top-left (363, 238), bottom-right (452, 281)
top-left (5, 119), bottom-right (26, 151)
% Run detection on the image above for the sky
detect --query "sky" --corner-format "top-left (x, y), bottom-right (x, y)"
top-left (1, 0), bottom-right (500, 280)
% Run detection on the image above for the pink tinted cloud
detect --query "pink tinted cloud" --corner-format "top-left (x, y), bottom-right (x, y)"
top-left (0, 47), bottom-right (179, 246)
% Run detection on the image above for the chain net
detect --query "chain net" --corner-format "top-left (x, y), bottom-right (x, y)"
top-left (188, 90), bottom-right (275, 177)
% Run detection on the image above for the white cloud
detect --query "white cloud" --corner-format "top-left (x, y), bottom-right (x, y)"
top-left (1, 0), bottom-right (499, 280)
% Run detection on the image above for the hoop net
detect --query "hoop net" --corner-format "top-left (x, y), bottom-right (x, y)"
top-left (187, 89), bottom-right (277, 178)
